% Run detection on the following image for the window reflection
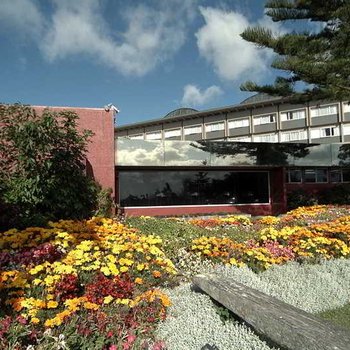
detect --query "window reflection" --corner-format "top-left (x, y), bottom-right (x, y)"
top-left (119, 171), bottom-right (269, 207)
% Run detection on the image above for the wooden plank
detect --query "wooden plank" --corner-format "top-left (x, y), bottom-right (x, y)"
top-left (193, 274), bottom-right (350, 350)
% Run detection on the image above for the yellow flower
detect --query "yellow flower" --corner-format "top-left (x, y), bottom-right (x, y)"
top-left (31, 317), bottom-right (40, 324)
top-left (101, 266), bottom-right (111, 276)
top-left (83, 302), bottom-right (99, 310)
top-left (120, 266), bottom-right (128, 273)
top-left (136, 263), bottom-right (145, 271)
top-left (103, 295), bottom-right (114, 304)
top-left (47, 301), bottom-right (59, 309)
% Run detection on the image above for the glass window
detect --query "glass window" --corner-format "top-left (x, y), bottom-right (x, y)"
top-left (145, 131), bottom-right (162, 140)
top-left (281, 110), bottom-right (306, 121)
top-left (304, 169), bottom-right (316, 182)
top-left (343, 169), bottom-right (350, 182)
top-left (184, 125), bottom-right (202, 135)
top-left (129, 134), bottom-right (144, 140)
top-left (286, 169), bottom-right (302, 183)
top-left (206, 122), bottom-right (225, 132)
top-left (330, 170), bottom-right (341, 183)
top-left (228, 119), bottom-right (249, 129)
top-left (254, 114), bottom-right (276, 125)
top-left (311, 105), bottom-right (338, 117)
top-left (281, 130), bottom-right (307, 142)
top-left (315, 169), bottom-right (328, 183)
top-left (304, 168), bottom-right (328, 183)
top-left (253, 133), bottom-right (278, 143)
top-left (164, 129), bottom-right (181, 138)
top-left (119, 170), bottom-right (269, 207)
top-left (320, 127), bottom-right (338, 138)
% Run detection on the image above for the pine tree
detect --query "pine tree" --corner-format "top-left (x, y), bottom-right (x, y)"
top-left (240, 0), bottom-right (350, 101)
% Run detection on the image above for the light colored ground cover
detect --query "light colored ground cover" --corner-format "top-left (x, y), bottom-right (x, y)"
top-left (156, 259), bottom-right (350, 350)
top-left (156, 283), bottom-right (278, 350)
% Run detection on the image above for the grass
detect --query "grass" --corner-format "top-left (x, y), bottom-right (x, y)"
top-left (318, 303), bottom-right (350, 330)
top-left (125, 216), bottom-right (259, 260)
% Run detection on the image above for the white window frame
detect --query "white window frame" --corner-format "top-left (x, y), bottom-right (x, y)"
top-left (281, 129), bottom-right (307, 142)
top-left (228, 118), bottom-right (249, 129)
top-left (320, 126), bottom-right (339, 138)
top-left (281, 109), bottom-right (306, 121)
top-left (253, 133), bottom-right (278, 143)
top-left (310, 104), bottom-right (338, 118)
top-left (205, 122), bottom-right (225, 133)
top-left (145, 131), bottom-right (162, 140)
top-left (229, 136), bottom-right (252, 142)
top-left (128, 134), bottom-right (144, 140)
top-left (184, 125), bottom-right (202, 135)
top-left (253, 114), bottom-right (276, 126)
top-left (164, 128), bottom-right (181, 138)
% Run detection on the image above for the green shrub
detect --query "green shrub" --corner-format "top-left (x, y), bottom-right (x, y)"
top-left (0, 104), bottom-right (99, 229)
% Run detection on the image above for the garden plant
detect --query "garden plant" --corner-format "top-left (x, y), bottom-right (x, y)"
top-left (0, 205), bottom-right (350, 349)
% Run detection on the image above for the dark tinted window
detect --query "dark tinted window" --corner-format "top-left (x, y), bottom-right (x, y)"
top-left (119, 171), bottom-right (269, 207)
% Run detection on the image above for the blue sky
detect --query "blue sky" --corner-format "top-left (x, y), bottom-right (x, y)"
top-left (0, 0), bottom-right (294, 126)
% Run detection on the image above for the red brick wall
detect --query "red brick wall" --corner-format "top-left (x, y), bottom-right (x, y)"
top-left (34, 106), bottom-right (115, 196)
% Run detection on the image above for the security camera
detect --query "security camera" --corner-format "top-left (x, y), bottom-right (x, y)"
top-left (104, 103), bottom-right (120, 113)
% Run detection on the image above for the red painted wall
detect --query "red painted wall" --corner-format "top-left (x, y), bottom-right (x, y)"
top-left (34, 106), bottom-right (115, 196)
top-left (123, 204), bottom-right (272, 217)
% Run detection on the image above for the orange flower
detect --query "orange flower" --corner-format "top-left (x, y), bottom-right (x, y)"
top-left (152, 270), bottom-right (161, 278)
top-left (135, 277), bottom-right (143, 284)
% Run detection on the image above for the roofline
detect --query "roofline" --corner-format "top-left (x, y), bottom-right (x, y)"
top-left (32, 105), bottom-right (106, 111)
top-left (115, 95), bottom-right (290, 131)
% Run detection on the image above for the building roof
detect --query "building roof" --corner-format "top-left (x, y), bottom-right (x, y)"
top-left (115, 94), bottom-right (288, 131)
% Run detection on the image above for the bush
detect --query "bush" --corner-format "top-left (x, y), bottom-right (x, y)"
top-left (321, 184), bottom-right (350, 205)
top-left (287, 189), bottom-right (319, 210)
top-left (0, 104), bottom-right (100, 229)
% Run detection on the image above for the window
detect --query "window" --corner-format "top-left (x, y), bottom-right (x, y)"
top-left (229, 136), bottom-right (252, 142)
top-left (281, 130), bottom-right (307, 142)
top-left (311, 126), bottom-right (339, 139)
top-left (286, 169), bottom-right (302, 183)
top-left (129, 134), bottom-right (144, 140)
top-left (164, 129), bottom-right (181, 138)
top-left (254, 114), bottom-right (276, 125)
top-left (119, 170), bottom-right (269, 207)
top-left (253, 133), bottom-right (278, 142)
top-left (304, 169), bottom-right (328, 183)
top-left (320, 127), bottom-right (339, 138)
top-left (330, 170), bottom-right (341, 183)
top-left (184, 125), bottom-right (202, 135)
top-left (343, 170), bottom-right (350, 182)
top-left (343, 102), bottom-right (350, 113)
top-left (310, 105), bottom-right (338, 117)
top-left (228, 119), bottom-right (249, 129)
top-left (281, 110), bottom-right (306, 121)
top-left (145, 131), bottom-right (162, 140)
top-left (205, 122), bottom-right (225, 132)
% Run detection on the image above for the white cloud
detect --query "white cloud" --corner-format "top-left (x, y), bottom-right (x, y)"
top-left (40, 0), bottom-right (196, 76)
top-left (195, 7), bottom-right (282, 82)
top-left (181, 84), bottom-right (223, 107)
top-left (0, 0), bottom-right (44, 37)
top-left (0, 0), bottom-right (197, 76)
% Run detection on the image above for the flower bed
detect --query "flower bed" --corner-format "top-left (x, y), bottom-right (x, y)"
top-left (189, 206), bottom-right (350, 271)
top-left (0, 218), bottom-right (175, 349)
top-left (1, 205), bottom-right (350, 349)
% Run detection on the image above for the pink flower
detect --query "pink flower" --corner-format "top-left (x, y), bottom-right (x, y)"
top-left (109, 345), bottom-right (118, 350)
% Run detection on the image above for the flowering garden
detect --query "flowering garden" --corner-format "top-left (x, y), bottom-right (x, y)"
top-left (1, 205), bottom-right (350, 349)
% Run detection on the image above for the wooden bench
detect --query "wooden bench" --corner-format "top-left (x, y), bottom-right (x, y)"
top-left (193, 274), bottom-right (350, 350)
